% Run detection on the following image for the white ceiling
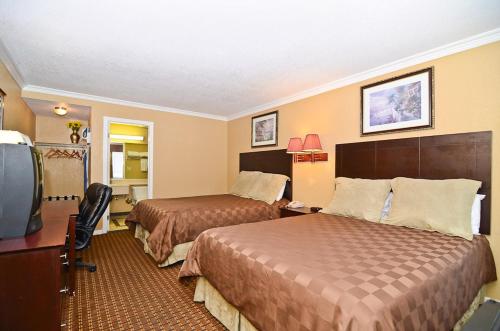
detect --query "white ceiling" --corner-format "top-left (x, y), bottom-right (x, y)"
top-left (24, 98), bottom-right (90, 121)
top-left (1, 0), bottom-right (499, 119)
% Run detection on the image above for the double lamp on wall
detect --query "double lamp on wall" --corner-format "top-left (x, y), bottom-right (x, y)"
top-left (286, 134), bottom-right (328, 163)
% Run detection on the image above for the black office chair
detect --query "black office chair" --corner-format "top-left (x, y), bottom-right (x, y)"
top-left (75, 183), bottom-right (112, 272)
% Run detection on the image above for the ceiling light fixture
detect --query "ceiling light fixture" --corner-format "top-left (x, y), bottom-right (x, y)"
top-left (110, 134), bottom-right (144, 141)
top-left (53, 106), bottom-right (68, 116)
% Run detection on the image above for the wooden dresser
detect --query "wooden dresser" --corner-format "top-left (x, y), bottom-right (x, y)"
top-left (0, 199), bottom-right (78, 331)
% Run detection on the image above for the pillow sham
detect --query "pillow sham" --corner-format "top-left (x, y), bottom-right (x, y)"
top-left (383, 177), bottom-right (481, 240)
top-left (246, 173), bottom-right (290, 204)
top-left (381, 192), bottom-right (485, 234)
top-left (229, 171), bottom-right (262, 197)
top-left (321, 177), bottom-right (391, 222)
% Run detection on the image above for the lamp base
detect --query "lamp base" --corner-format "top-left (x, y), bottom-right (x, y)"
top-left (296, 153), bottom-right (328, 162)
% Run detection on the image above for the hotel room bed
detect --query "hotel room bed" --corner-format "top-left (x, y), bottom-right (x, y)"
top-left (180, 131), bottom-right (495, 330)
top-left (126, 194), bottom-right (288, 266)
top-left (126, 149), bottom-right (293, 266)
top-left (179, 213), bottom-right (496, 330)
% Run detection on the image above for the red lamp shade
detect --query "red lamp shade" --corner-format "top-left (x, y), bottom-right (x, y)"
top-left (287, 137), bottom-right (303, 153)
top-left (302, 134), bottom-right (322, 152)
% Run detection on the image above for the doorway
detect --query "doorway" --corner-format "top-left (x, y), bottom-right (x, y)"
top-left (102, 117), bottom-right (154, 233)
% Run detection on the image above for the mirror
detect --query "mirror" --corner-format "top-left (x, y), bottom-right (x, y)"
top-left (110, 143), bottom-right (125, 179)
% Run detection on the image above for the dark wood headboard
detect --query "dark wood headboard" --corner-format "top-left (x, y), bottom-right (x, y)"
top-left (335, 131), bottom-right (492, 234)
top-left (240, 149), bottom-right (293, 201)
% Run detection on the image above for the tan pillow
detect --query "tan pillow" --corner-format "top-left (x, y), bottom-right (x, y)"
top-left (246, 173), bottom-right (290, 204)
top-left (383, 177), bottom-right (481, 240)
top-left (229, 171), bottom-right (262, 197)
top-left (321, 177), bottom-right (391, 222)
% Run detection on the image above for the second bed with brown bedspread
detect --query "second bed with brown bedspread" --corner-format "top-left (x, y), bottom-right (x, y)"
top-left (126, 194), bottom-right (288, 264)
top-left (180, 213), bottom-right (496, 331)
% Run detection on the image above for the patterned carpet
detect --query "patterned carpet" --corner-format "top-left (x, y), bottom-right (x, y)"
top-left (64, 230), bottom-right (225, 330)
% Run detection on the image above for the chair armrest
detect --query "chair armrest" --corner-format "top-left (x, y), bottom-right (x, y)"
top-left (75, 223), bottom-right (93, 233)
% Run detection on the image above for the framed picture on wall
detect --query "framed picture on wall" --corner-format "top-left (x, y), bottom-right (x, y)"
top-left (251, 110), bottom-right (278, 148)
top-left (0, 88), bottom-right (5, 130)
top-left (361, 67), bottom-right (434, 136)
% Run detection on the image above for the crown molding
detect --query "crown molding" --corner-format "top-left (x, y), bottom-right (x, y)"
top-left (22, 85), bottom-right (228, 121)
top-left (227, 27), bottom-right (500, 120)
top-left (0, 38), bottom-right (25, 88)
top-left (12, 28), bottom-right (500, 122)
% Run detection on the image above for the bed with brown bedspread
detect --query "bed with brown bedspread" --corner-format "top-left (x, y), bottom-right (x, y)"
top-left (126, 194), bottom-right (288, 264)
top-left (179, 213), bottom-right (496, 331)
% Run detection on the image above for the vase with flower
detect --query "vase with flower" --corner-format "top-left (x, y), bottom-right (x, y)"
top-left (67, 121), bottom-right (82, 144)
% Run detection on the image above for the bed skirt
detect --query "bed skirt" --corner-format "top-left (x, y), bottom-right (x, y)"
top-left (194, 277), bottom-right (258, 331)
top-left (134, 224), bottom-right (193, 267)
top-left (193, 277), bottom-right (485, 331)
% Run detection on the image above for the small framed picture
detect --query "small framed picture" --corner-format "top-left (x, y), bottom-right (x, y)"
top-left (0, 89), bottom-right (5, 130)
top-left (251, 110), bottom-right (278, 148)
top-left (361, 67), bottom-right (434, 136)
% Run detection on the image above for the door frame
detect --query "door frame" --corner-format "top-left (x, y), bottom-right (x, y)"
top-left (100, 116), bottom-right (154, 234)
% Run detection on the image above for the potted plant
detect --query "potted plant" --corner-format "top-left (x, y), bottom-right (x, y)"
top-left (67, 121), bottom-right (82, 144)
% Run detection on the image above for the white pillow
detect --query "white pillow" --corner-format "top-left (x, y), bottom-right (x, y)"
top-left (381, 192), bottom-right (485, 234)
top-left (380, 192), bottom-right (393, 220)
top-left (276, 182), bottom-right (286, 201)
top-left (471, 194), bottom-right (485, 235)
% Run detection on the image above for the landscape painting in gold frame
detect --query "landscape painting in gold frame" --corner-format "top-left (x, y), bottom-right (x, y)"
top-left (361, 67), bottom-right (434, 136)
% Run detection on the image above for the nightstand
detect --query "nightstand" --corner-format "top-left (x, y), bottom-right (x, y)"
top-left (280, 206), bottom-right (315, 218)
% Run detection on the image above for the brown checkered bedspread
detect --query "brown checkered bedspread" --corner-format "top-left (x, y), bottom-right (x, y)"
top-left (126, 194), bottom-right (287, 264)
top-left (179, 213), bottom-right (496, 331)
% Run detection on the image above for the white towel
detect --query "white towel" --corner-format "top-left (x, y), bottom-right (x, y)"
top-left (140, 158), bottom-right (148, 172)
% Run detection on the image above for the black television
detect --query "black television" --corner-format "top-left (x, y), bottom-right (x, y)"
top-left (0, 131), bottom-right (44, 239)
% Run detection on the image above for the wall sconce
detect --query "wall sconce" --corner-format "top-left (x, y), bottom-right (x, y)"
top-left (286, 134), bottom-right (328, 163)
top-left (286, 137), bottom-right (304, 163)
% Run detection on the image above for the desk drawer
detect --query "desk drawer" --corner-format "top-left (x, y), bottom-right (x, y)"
top-left (0, 248), bottom-right (64, 331)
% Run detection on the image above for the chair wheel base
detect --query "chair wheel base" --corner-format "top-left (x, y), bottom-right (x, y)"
top-left (75, 259), bottom-right (97, 272)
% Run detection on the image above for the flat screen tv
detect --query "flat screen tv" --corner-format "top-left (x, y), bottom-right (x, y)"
top-left (0, 131), bottom-right (44, 239)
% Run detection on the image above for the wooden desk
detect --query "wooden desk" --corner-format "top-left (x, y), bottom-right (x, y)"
top-left (0, 199), bottom-right (78, 331)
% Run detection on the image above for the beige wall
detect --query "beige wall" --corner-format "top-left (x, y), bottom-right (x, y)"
top-left (90, 106), bottom-right (228, 200)
top-left (36, 115), bottom-right (89, 143)
top-left (228, 42), bottom-right (500, 297)
top-left (23, 89), bottom-right (228, 202)
top-left (0, 62), bottom-right (35, 139)
top-left (124, 143), bottom-right (148, 179)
